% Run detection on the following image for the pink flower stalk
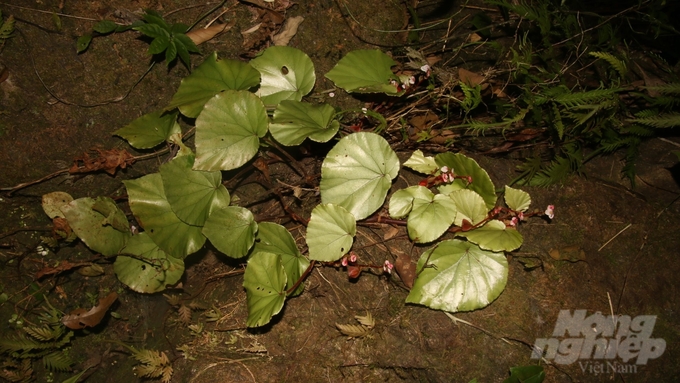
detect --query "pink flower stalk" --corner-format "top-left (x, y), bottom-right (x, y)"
top-left (545, 205), bottom-right (555, 219)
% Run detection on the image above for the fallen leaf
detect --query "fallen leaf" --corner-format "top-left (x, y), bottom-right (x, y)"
top-left (62, 291), bottom-right (118, 329)
top-left (394, 251), bottom-right (416, 289)
top-left (548, 246), bottom-right (586, 262)
top-left (77, 264), bottom-right (105, 277)
top-left (383, 226), bottom-right (399, 240)
top-left (42, 191), bottom-right (74, 219)
top-left (69, 148), bottom-right (135, 175)
top-left (35, 260), bottom-right (92, 279)
top-left (272, 16), bottom-right (304, 46)
top-left (458, 68), bottom-right (485, 87)
top-left (186, 22), bottom-right (235, 45)
top-left (335, 323), bottom-right (370, 338)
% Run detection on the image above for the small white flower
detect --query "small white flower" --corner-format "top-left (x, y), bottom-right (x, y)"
top-left (545, 205), bottom-right (555, 219)
top-left (329, 92), bottom-right (335, 98)
top-left (420, 64), bottom-right (430, 73)
top-left (409, 76), bottom-right (416, 85)
top-left (440, 166), bottom-right (449, 173)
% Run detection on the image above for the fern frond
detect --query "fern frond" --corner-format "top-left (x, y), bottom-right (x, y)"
top-left (628, 113), bottom-right (680, 128)
top-left (554, 88), bottom-right (619, 108)
top-left (620, 124), bottom-right (655, 137)
top-left (649, 96), bottom-right (680, 108)
top-left (589, 51), bottom-right (627, 77)
top-left (529, 156), bottom-right (572, 186)
top-left (42, 351), bottom-right (72, 372)
top-left (551, 103), bottom-right (565, 139)
top-left (644, 83), bottom-right (680, 95)
top-left (23, 326), bottom-right (62, 342)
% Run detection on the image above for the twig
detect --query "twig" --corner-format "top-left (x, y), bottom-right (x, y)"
top-left (0, 2), bottom-right (99, 21)
top-left (598, 223), bottom-right (632, 252)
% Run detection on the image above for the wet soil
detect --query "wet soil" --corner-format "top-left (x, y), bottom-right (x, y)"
top-left (1, 1), bottom-right (679, 382)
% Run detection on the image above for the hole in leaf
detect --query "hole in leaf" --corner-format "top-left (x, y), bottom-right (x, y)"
top-left (141, 265), bottom-right (146, 270)
top-left (281, 66), bottom-right (289, 75)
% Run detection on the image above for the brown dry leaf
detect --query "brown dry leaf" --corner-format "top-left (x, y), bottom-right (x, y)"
top-left (69, 148), bottom-right (135, 175)
top-left (272, 16), bottom-right (304, 46)
top-left (549, 246), bottom-right (586, 262)
top-left (383, 226), bottom-right (400, 240)
top-left (394, 251), bottom-right (416, 289)
top-left (458, 68), bottom-right (485, 87)
top-left (35, 260), bottom-right (92, 279)
top-left (468, 33), bottom-right (483, 43)
top-left (186, 22), bottom-right (235, 45)
top-left (62, 291), bottom-right (118, 329)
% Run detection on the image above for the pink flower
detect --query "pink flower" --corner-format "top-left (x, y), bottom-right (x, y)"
top-left (440, 166), bottom-right (449, 173)
top-left (545, 205), bottom-right (555, 219)
top-left (517, 211), bottom-right (524, 221)
top-left (383, 260), bottom-right (394, 274)
top-left (341, 257), bottom-right (348, 267)
top-left (509, 217), bottom-right (518, 227)
top-left (349, 252), bottom-right (357, 263)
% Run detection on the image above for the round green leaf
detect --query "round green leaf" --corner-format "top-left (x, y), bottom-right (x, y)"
top-left (324, 49), bottom-right (400, 95)
top-left (320, 132), bottom-right (400, 220)
top-left (114, 110), bottom-right (181, 149)
top-left (124, 173), bottom-right (206, 259)
top-left (406, 239), bottom-right (508, 312)
top-left (60, 197), bottom-right (131, 256)
top-left (457, 220), bottom-right (523, 252)
top-left (269, 100), bottom-right (340, 146)
top-left (388, 185), bottom-right (432, 219)
top-left (203, 206), bottom-right (257, 259)
top-left (252, 222), bottom-right (310, 296)
top-left (435, 152), bottom-right (497, 209)
top-left (403, 150), bottom-right (439, 175)
top-left (243, 251), bottom-right (287, 327)
top-left (449, 189), bottom-right (489, 227)
top-left (114, 233), bottom-right (185, 293)
top-left (250, 46), bottom-right (315, 105)
top-left (160, 154), bottom-right (230, 226)
top-left (166, 53), bottom-right (261, 118)
top-left (194, 90), bottom-right (268, 171)
top-left (306, 203), bottom-right (356, 262)
top-left (408, 193), bottom-right (457, 243)
top-left (504, 185), bottom-right (531, 212)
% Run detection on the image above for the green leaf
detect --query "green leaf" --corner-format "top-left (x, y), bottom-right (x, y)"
top-left (76, 34), bottom-right (92, 53)
top-left (113, 110), bottom-right (181, 149)
top-left (249, 46), bottom-right (315, 105)
top-left (135, 22), bottom-right (169, 40)
top-left (93, 20), bottom-right (118, 34)
top-left (325, 49), bottom-right (400, 95)
top-left (388, 185), bottom-right (432, 219)
top-left (166, 52), bottom-right (261, 118)
top-left (406, 239), bottom-right (508, 312)
top-left (435, 152), bottom-right (497, 209)
top-left (124, 173), bottom-right (206, 259)
top-left (148, 33), bottom-right (170, 55)
top-left (320, 132), bottom-right (400, 220)
top-left (165, 39), bottom-right (178, 64)
top-left (407, 192), bottom-right (457, 244)
top-left (114, 233), bottom-right (185, 293)
top-left (449, 189), bottom-right (488, 226)
top-left (60, 197), bottom-right (131, 256)
top-left (306, 203), bottom-right (356, 262)
top-left (403, 150), bottom-right (439, 174)
top-left (252, 222), bottom-right (310, 296)
top-left (269, 100), bottom-right (340, 146)
top-left (160, 154), bottom-right (230, 226)
top-left (91, 196), bottom-right (130, 232)
top-left (194, 90), bottom-right (268, 171)
top-left (504, 185), bottom-right (531, 212)
top-left (203, 206), bottom-right (257, 258)
top-left (457, 220), bottom-right (523, 252)
top-left (243, 252), bottom-right (287, 327)
top-left (142, 10), bottom-right (170, 30)
top-left (503, 365), bottom-right (545, 383)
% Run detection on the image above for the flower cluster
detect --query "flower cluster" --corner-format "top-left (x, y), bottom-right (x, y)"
top-left (418, 166), bottom-right (468, 188)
